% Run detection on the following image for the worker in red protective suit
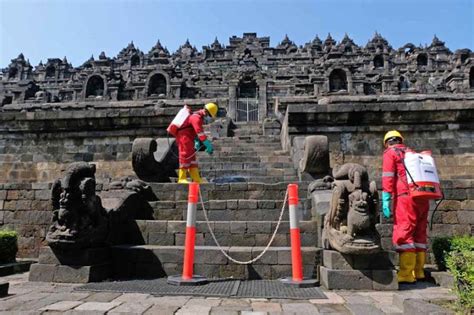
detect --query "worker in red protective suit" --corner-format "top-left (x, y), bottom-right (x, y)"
top-left (175, 102), bottom-right (218, 184)
top-left (382, 130), bottom-right (430, 283)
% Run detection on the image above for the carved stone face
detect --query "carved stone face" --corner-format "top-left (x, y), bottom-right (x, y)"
top-left (349, 191), bottom-right (369, 214)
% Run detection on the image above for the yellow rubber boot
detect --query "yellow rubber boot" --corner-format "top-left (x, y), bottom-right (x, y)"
top-left (189, 167), bottom-right (202, 183)
top-left (414, 251), bottom-right (426, 280)
top-left (398, 252), bottom-right (416, 283)
top-left (177, 169), bottom-right (189, 184)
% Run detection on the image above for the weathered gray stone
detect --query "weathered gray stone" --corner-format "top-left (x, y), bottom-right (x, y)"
top-left (0, 282), bottom-right (8, 297)
top-left (319, 266), bottom-right (373, 290)
top-left (372, 270), bottom-right (398, 291)
top-left (346, 303), bottom-right (385, 315)
top-left (37, 246), bottom-right (110, 265)
top-left (403, 299), bottom-right (454, 315)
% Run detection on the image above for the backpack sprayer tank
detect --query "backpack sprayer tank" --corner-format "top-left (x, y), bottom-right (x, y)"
top-left (404, 150), bottom-right (442, 200)
top-left (167, 105), bottom-right (191, 137)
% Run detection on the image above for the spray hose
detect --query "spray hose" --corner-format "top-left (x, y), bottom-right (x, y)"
top-left (198, 185), bottom-right (289, 264)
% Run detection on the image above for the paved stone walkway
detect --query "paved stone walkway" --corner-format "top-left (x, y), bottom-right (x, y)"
top-left (0, 272), bottom-right (456, 314)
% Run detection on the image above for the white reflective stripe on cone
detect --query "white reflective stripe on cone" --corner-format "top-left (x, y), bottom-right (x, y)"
top-left (186, 203), bottom-right (197, 227)
top-left (289, 204), bottom-right (299, 229)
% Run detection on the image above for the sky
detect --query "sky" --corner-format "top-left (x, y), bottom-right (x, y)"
top-left (0, 0), bottom-right (473, 68)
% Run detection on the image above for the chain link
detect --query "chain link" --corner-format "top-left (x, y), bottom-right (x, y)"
top-left (199, 186), bottom-right (288, 265)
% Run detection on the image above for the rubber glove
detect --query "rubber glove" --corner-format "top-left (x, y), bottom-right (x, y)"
top-left (202, 139), bottom-right (213, 155)
top-left (194, 138), bottom-right (201, 151)
top-left (382, 192), bottom-right (392, 219)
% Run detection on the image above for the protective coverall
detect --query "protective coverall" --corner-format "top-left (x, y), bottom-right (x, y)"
top-left (382, 143), bottom-right (429, 282)
top-left (175, 109), bottom-right (209, 183)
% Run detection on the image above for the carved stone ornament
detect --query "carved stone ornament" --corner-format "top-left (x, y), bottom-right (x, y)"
top-left (321, 163), bottom-right (380, 254)
top-left (46, 162), bottom-right (108, 249)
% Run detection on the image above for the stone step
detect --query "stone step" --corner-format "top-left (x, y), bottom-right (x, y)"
top-left (197, 150), bottom-right (289, 158)
top-left (149, 182), bottom-right (310, 202)
top-left (111, 245), bottom-right (321, 280)
top-left (208, 147), bottom-right (284, 154)
top-left (213, 138), bottom-right (281, 144)
top-left (213, 140), bottom-right (281, 145)
top-left (198, 156), bottom-right (292, 163)
top-left (136, 220), bottom-right (317, 247)
top-left (151, 199), bottom-right (312, 221)
top-left (199, 162), bottom-right (295, 171)
top-left (213, 136), bottom-right (280, 143)
top-left (200, 168), bottom-right (297, 179)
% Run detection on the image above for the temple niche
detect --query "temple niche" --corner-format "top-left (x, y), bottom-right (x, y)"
top-left (329, 69), bottom-right (348, 92)
top-left (8, 67), bottom-right (18, 79)
top-left (45, 65), bottom-right (56, 79)
top-left (85, 75), bottom-right (105, 98)
top-left (180, 81), bottom-right (197, 99)
top-left (24, 81), bottom-right (39, 100)
top-left (130, 55), bottom-right (140, 67)
top-left (373, 55), bottom-right (384, 68)
top-left (0, 33), bottom-right (472, 110)
top-left (147, 73), bottom-right (167, 97)
top-left (238, 78), bottom-right (258, 98)
top-left (398, 76), bottom-right (409, 92)
top-left (470, 67), bottom-right (474, 89)
top-left (417, 53), bottom-right (428, 67)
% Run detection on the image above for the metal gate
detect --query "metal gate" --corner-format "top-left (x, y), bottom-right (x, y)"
top-left (236, 98), bottom-right (259, 122)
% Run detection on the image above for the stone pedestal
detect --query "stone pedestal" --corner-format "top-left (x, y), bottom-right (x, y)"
top-left (29, 246), bottom-right (111, 283)
top-left (320, 250), bottom-right (398, 290)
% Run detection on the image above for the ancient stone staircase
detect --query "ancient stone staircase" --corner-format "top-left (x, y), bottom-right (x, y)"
top-left (111, 122), bottom-right (320, 280)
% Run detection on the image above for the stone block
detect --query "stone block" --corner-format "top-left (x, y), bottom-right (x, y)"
top-left (194, 246), bottom-right (227, 264)
top-left (403, 299), bottom-right (453, 315)
top-left (322, 250), bottom-right (353, 270)
top-left (252, 247), bottom-right (278, 265)
top-left (148, 233), bottom-right (174, 245)
top-left (230, 222), bottom-right (247, 234)
top-left (277, 249), bottom-right (292, 264)
top-left (53, 264), bottom-right (111, 283)
top-left (167, 221), bottom-right (185, 233)
top-left (38, 246), bottom-right (110, 265)
top-left (231, 234), bottom-right (256, 246)
top-left (258, 200), bottom-right (275, 209)
top-left (372, 270), bottom-right (398, 290)
top-left (0, 282), bottom-right (8, 297)
top-left (376, 223), bottom-right (393, 237)
top-left (209, 200), bottom-right (226, 210)
top-left (246, 222), bottom-right (271, 234)
top-left (228, 247), bottom-right (252, 262)
top-left (227, 200), bottom-right (238, 209)
top-left (34, 190), bottom-right (51, 201)
top-left (352, 252), bottom-right (395, 270)
top-left (428, 271), bottom-right (454, 288)
top-left (230, 183), bottom-right (248, 191)
top-left (28, 263), bottom-right (56, 282)
top-left (238, 200), bottom-right (258, 209)
top-left (319, 266), bottom-right (372, 290)
top-left (345, 304), bottom-right (385, 315)
top-left (146, 220), bottom-right (167, 233)
top-left (310, 190), bottom-right (332, 218)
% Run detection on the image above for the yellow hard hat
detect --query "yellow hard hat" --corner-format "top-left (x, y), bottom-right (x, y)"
top-left (204, 102), bottom-right (218, 118)
top-left (384, 130), bottom-right (404, 143)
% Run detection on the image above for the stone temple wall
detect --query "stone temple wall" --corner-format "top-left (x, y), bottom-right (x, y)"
top-left (0, 32), bottom-right (473, 257)
top-left (0, 99), bottom-right (226, 257)
top-left (282, 94), bottom-right (474, 257)
top-left (2, 32), bottom-right (474, 123)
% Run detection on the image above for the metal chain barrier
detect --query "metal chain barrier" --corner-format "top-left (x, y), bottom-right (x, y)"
top-left (199, 186), bottom-right (289, 265)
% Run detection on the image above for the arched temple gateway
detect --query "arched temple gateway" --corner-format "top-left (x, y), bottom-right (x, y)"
top-left (1, 33), bottom-right (473, 121)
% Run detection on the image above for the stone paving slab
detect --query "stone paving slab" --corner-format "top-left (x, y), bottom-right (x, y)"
top-left (0, 272), bottom-right (459, 314)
